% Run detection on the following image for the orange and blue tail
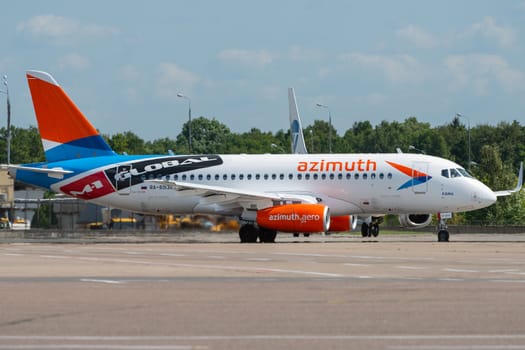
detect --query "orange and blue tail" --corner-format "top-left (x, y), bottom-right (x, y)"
top-left (26, 70), bottom-right (116, 162)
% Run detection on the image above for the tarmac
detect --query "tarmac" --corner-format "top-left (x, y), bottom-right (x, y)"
top-left (1, 231), bottom-right (525, 350)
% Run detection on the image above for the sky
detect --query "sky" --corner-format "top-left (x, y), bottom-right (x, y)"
top-left (1, 0), bottom-right (525, 141)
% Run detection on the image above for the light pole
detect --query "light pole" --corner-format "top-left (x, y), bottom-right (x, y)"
top-left (408, 145), bottom-right (426, 154)
top-left (456, 113), bottom-right (471, 172)
top-left (309, 129), bottom-right (314, 153)
top-left (316, 103), bottom-right (332, 153)
top-left (0, 75), bottom-right (11, 164)
top-left (177, 93), bottom-right (192, 154)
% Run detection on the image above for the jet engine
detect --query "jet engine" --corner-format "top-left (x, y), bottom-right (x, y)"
top-left (329, 215), bottom-right (358, 232)
top-left (398, 214), bottom-right (432, 229)
top-left (256, 204), bottom-right (330, 233)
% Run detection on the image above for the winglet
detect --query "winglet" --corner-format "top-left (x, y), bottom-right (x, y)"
top-left (495, 161), bottom-right (523, 197)
top-left (26, 70), bottom-right (116, 162)
top-left (288, 88), bottom-right (308, 154)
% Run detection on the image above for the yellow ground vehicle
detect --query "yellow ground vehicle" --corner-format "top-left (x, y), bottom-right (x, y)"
top-left (109, 217), bottom-right (137, 229)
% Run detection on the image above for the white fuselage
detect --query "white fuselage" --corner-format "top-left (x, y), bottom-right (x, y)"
top-left (50, 153), bottom-right (497, 218)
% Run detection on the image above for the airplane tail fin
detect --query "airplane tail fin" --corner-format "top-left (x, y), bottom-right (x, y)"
top-left (26, 70), bottom-right (116, 162)
top-left (288, 88), bottom-right (308, 154)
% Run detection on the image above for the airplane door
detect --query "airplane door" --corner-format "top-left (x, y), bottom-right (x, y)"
top-left (412, 162), bottom-right (429, 194)
top-left (116, 165), bottom-right (132, 195)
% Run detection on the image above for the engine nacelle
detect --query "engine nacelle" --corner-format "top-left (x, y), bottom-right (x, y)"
top-left (256, 204), bottom-right (330, 233)
top-left (398, 214), bottom-right (432, 229)
top-left (329, 215), bottom-right (358, 232)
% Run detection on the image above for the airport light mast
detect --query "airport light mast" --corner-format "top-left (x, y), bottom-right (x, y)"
top-left (177, 93), bottom-right (192, 154)
top-left (316, 103), bottom-right (332, 153)
top-left (0, 75), bottom-right (11, 164)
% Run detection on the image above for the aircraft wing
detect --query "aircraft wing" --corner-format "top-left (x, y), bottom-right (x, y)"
top-left (146, 179), bottom-right (320, 205)
top-left (494, 162), bottom-right (523, 197)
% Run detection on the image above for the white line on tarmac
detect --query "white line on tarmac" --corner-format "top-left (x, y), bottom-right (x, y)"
top-left (39, 254), bottom-right (344, 278)
top-left (443, 268), bottom-right (479, 273)
top-left (3, 334), bottom-right (525, 341)
top-left (395, 265), bottom-right (426, 270)
top-left (80, 279), bottom-right (125, 284)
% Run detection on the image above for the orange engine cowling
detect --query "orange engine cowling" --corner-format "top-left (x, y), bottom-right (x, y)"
top-left (329, 215), bottom-right (358, 232)
top-left (256, 204), bottom-right (330, 233)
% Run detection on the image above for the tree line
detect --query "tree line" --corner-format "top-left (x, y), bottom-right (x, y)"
top-left (1, 115), bottom-right (524, 225)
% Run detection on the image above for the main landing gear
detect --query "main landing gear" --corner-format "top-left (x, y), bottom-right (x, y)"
top-left (361, 222), bottom-right (380, 238)
top-left (239, 224), bottom-right (277, 243)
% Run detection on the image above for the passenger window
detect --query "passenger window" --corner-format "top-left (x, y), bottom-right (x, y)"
top-left (264, 174), bottom-right (269, 180)
top-left (338, 173), bottom-right (343, 180)
top-left (298, 174), bottom-right (302, 180)
top-left (305, 174), bottom-right (310, 180)
top-left (363, 173), bottom-right (368, 180)
top-left (371, 173), bottom-right (376, 179)
top-left (223, 174), bottom-right (227, 180)
top-left (279, 174), bottom-right (284, 180)
top-left (198, 174), bottom-right (203, 180)
top-left (271, 174), bottom-right (276, 180)
top-left (346, 173), bottom-right (351, 180)
top-left (379, 173), bottom-right (384, 179)
top-left (231, 174), bottom-right (236, 180)
top-left (289, 174), bottom-right (293, 180)
top-left (248, 174), bottom-right (252, 180)
top-left (215, 174), bottom-right (219, 180)
top-left (239, 174), bottom-right (244, 180)
top-left (321, 174), bottom-right (326, 180)
top-left (387, 173), bottom-right (392, 179)
top-left (355, 173), bottom-right (359, 180)
top-left (255, 174), bottom-right (260, 180)
top-left (314, 174), bottom-right (318, 180)
top-left (206, 174), bottom-right (211, 180)
top-left (329, 174), bottom-right (335, 180)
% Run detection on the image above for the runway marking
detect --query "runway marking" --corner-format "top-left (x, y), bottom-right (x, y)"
top-left (344, 263), bottom-right (370, 267)
top-left (3, 334), bottom-right (525, 340)
top-left (38, 255), bottom-right (343, 278)
top-left (80, 279), bottom-right (124, 284)
top-left (395, 265), bottom-right (426, 270)
top-left (490, 269), bottom-right (519, 273)
top-left (443, 268), bottom-right (479, 273)
top-left (246, 258), bottom-right (271, 261)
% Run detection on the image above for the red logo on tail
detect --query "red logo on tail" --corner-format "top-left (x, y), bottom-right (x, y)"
top-left (60, 172), bottom-right (115, 200)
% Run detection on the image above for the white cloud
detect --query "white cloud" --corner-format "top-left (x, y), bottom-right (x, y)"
top-left (444, 54), bottom-right (525, 95)
top-left (396, 25), bottom-right (438, 48)
top-left (157, 63), bottom-right (201, 100)
top-left (469, 17), bottom-right (515, 47)
top-left (339, 53), bottom-right (424, 84)
top-left (118, 64), bottom-right (141, 82)
top-left (218, 49), bottom-right (276, 67)
top-left (58, 53), bottom-right (90, 70)
top-left (17, 14), bottom-right (119, 43)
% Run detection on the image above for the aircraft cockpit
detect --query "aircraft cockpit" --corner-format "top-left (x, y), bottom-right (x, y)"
top-left (441, 168), bottom-right (472, 178)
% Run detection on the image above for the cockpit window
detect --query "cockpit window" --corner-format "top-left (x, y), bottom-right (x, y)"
top-left (441, 169), bottom-right (449, 178)
top-left (450, 168), bottom-right (461, 178)
top-left (456, 168), bottom-right (472, 178)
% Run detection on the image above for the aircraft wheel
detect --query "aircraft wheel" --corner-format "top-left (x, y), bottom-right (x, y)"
top-left (239, 224), bottom-right (258, 243)
top-left (361, 223), bottom-right (369, 237)
top-left (259, 228), bottom-right (277, 243)
top-left (371, 223), bottom-right (379, 237)
top-left (437, 230), bottom-right (449, 242)
top-left (303, 233), bottom-right (310, 237)
top-left (293, 233), bottom-right (300, 237)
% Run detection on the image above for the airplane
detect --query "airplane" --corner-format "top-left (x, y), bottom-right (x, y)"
top-left (288, 88), bottom-right (433, 237)
top-left (7, 70), bottom-right (522, 243)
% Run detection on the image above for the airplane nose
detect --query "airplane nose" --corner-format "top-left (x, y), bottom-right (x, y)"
top-left (472, 184), bottom-right (497, 208)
